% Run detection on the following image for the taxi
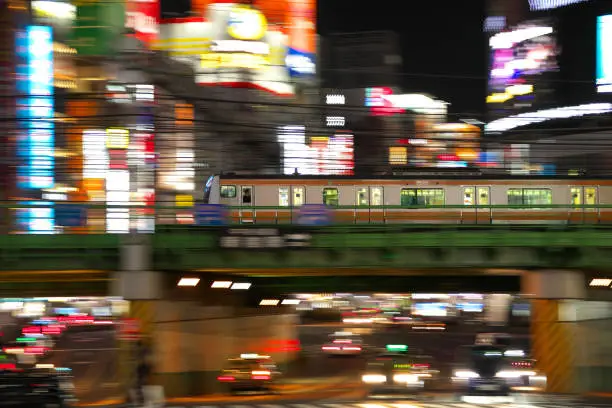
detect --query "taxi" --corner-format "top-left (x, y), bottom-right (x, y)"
top-left (217, 353), bottom-right (280, 394)
top-left (361, 344), bottom-right (438, 397)
top-left (321, 332), bottom-right (364, 356)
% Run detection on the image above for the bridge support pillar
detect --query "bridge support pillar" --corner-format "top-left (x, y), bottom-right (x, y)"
top-left (112, 234), bottom-right (163, 401)
top-left (522, 270), bottom-right (585, 394)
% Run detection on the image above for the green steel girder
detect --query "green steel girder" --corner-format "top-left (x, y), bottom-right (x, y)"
top-left (0, 235), bottom-right (120, 271)
top-left (152, 226), bottom-right (612, 270)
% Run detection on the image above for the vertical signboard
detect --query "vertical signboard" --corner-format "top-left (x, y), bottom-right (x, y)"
top-left (20, 26), bottom-right (55, 190)
top-left (125, 0), bottom-right (159, 46)
top-left (597, 15), bottom-right (612, 93)
top-left (286, 0), bottom-right (316, 78)
top-left (71, 0), bottom-right (125, 56)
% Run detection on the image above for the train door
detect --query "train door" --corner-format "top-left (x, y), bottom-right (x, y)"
top-left (461, 186), bottom-right (491, 224)
top-left (569, 186), bottom-right (598, 224)
top-left (369, 186), bottom-right (384, 223)
top-left (355, 186), bottom-right (383, 223)
top-left (240, 185), bottom-right (254, 223)
top-left (291, 186), bottom-right (305, 222)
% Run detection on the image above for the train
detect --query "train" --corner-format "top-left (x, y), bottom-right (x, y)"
top-left (201, 174), bottom-right (611, 224)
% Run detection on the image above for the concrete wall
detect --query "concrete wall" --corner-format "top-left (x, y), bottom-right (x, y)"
top-left (569, 301), bottom-right (612, 393)
top-left (152, 301), bottom-right (299, 397)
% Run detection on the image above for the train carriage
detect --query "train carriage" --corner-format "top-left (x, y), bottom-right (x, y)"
top-left (202, 174), bottom-right (612, 224)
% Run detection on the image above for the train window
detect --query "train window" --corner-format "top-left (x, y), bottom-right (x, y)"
top-left (507, 189), bottom-right (552, 206)
top-left (478, 187), bottom-right (490, 205)
top-left (279, 187), bottom-right (289, 207)
top-left (323, 188), bottom-right (339, 206)
top-left (241, 186), bottom-right (253, 205)
top-left (585, 187), bottom-right (597, 205)
top-left (371, 187), bottom-right (383, 206)
top-left (293, 187), bottom-right (305, 206)
top-left (221, 185), bottom-right (237, 198)
top-left (571, 188), bottom-right (582, 205)
top-left (400, 188), bottom-right (445, 206)
top-left (357, 188), bottom-right (368, 206)
top-left (463, 187), bottom-right (475, 206)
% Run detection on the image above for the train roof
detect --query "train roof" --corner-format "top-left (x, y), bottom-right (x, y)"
top-left (216, 173), bottom-right (598, 181)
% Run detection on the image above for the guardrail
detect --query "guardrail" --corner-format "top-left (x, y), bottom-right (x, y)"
top-left (3, 202), bottom-right (612, 232)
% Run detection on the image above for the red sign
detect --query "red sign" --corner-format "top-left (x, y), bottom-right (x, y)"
top-left (126, 0), bottom-right (160, 46)
top-left (119, 318), bottom-right (140, 341)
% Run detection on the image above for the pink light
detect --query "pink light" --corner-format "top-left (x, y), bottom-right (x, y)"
top-left (24, 346), bottom-right (47, 355)
top-left (333, 339), bottom-right (352, 344)
top-left (217, 376), bottom-right (235, 382)
top-left (22, 326), bottom-right (40, 334)
top-left (343, 346), bottom-right (362, 351)
top-left (252, 375), bottom-right (270, 380)
top-left (322, 346), bottom-right (340, 351)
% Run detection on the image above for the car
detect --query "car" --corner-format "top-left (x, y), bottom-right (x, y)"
top-left (0, 365), bottom-right (75, 407)
top-left (321, 332), bottom-right (364, 356)
top-left (361, 344), bottom-right (439, 397)
top-left (217, 353), bottom-right (280, 394)
top-left (452, 344), bottom-right (546, 404)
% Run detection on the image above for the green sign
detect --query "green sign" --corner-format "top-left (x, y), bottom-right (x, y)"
top-left (386, 344), bottom-right (408, 352)
top-left (16, 337), bottom-right (37, 343)
top-left (70, 0), bottom-right (125, 56)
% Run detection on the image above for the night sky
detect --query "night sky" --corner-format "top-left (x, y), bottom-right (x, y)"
top-left (161, 0), bottom-right (488, 116)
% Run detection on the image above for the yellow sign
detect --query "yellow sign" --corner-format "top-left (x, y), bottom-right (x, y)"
top-left (227, 5), bottom-right (267, 41)
top-left (106, 128), bottom-right (129, 149)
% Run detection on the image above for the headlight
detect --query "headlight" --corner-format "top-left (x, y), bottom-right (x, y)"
top-left (362, 374), bottom-right (386, 384)
top-left (454, 370), bottom-right (479, 378)
top-left (393, 374), bottom-right (419, 384)
top-left (496, 370), bottom-right (536, 378)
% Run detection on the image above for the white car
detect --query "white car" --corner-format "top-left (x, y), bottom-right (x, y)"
top-left (321, 332), bottom-right (364, 356)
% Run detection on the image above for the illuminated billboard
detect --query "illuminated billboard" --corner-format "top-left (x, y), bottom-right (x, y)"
top-left (277, 126), bottom-right (354, 175)
top-left (17, 26), bottom-right (55, 190)
top-left (597, 15), bottom-right (612, 93)
top-left (487, 22), bottom-right (558, 111)
top-left (125, 0), bottom-right (159, 46)
top-left (156, 0), bottom-right (316, 95)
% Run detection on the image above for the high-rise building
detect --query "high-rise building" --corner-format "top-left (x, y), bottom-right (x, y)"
top-left (320, 31), bottom-right (402, 89)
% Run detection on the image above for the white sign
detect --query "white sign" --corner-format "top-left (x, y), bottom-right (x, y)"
top-left (210, 40), bottom-right (269, 55)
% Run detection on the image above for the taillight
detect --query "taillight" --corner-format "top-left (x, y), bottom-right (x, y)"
top-left (252, 375), bottom-right (270, 380)
top-left (217, 376), bottom-right (235, 382)
top-left (322, 346), bottom-right (340, 351)
top-left (333, 339), bottom-right (352, 344)
top-left (343, 346), bottom-right (361, 351)
top-left (0, 363), bottom-right (15, 370)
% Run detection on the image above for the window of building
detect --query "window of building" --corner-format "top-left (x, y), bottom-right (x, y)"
top-left (279, 187), bottom-right (289, 206)
top-left (400, 188), bottom-right (445, 206)
top-left (507, 188), bottom-right (552, 206)
top-left (323, 188), bottom-right (339, 206)
top-left (356, 188), bottom-right (368, 206)
top-left (220, 185), bottom-right (236, 198)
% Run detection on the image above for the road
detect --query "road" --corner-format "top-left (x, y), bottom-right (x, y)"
top-left (39, 325), bottom-right (120, 404)
top-left (292, 322), bottom-right (530, 388)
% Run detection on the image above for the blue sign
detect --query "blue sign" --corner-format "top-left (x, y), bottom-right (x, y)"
top-left (55, 204), bottom-right (87, 227)
top-left (297, 204), bottom-right (331, 226)
top-left (17, 26), bottom-right (54, 190)
top-left (286, 48), bottom-right (316, 78)
top-left (195, 204), bottom-right (228, 226)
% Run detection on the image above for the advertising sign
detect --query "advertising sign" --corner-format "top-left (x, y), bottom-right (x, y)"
top-left (157, 0), bottom-right (316, 95)
top-left (71, 0), bottom-right (125, 56)
top-left (16, 26), bottom-right (55, 191)
top-left (597, 15), bottom-right (612, 93)
top-left (125, 0), bottom-right (159, 46)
